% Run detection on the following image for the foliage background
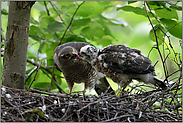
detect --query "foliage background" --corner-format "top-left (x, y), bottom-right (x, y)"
top-left (1, 1), bottom-right (182, 94)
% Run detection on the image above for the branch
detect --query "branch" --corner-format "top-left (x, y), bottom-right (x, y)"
top-left (44, 1), bottom-right (50, 16)
top-left (58, 1), bottom-right (85, 45)
top-left (144, 2), bottom-right (168, 79)
top-left (26, 58), bottom-right (66, 93)
top-left (27, 58), bottom-right (53, 70)
top-left (27, 61), bottom-right (43, 90)
top-left (26, 58), bottom-right (62, 78)
top-left (49, 1), bottom-right (74, 35)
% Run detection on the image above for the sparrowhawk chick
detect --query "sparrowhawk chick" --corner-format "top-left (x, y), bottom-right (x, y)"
top-left (53, 42), bottom-right (115, 95)
top-left (79, 44), bottom-right (167, 92)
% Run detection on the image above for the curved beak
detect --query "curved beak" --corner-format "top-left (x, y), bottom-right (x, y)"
top-left (76, 55), bottom-right (80, 59)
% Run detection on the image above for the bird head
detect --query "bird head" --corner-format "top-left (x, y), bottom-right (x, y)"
top-left (79, 45), bottom-right (99, 62)
top-left (58, 46), bottom-right (79, 61)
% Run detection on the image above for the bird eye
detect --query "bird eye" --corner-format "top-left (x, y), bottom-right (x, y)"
top-left (80, 52), bottom-right (87, 56)
top-left (64, 54), bottom-right (70, 59)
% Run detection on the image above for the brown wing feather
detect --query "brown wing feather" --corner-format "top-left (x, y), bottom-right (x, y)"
top-left (100, 45), bottom-right (155, 74)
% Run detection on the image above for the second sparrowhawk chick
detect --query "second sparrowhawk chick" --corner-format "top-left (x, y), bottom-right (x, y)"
top-left (80, 44), bottom-right (167, 93)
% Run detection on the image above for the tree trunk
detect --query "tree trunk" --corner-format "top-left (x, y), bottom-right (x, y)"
top-left (2, 1), bottom-right (35, 89)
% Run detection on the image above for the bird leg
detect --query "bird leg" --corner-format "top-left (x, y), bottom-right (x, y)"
top-left (67, 82), bottom-right (74, 94)
top-left (69, 87), bottom-right (73, 94)
top-left (83, 86), bottom-right (87, 100)
top-left (116, 86), bottom-right (128, 96)
top-left (83, 87), bottom-right (87, 93)
top-left (116, 79), bottom-right (128, 96)
top-left (116, 87), bottom-right (122, 96)
top-left (116, 80), bottom-right (124, 96)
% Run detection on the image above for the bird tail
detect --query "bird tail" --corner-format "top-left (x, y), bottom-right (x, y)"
top-left (154, 77), bottom-right (167, 90)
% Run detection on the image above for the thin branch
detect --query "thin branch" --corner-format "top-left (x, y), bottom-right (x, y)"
top-left (27, 58), bottom-right (53, 70)
top-left (49, 63), bottom-right (55, 91)
top-left (44, 1), bottom-right (50, 16)
top-left (29, 88), bottom-right (68, 97)
top-left (144, 2), bottom-right (167, 79)
top-left (27, 61), bottom-right (43, 90)
top-left (25, 66), bottom-right (37, 81)
top-left (59, 1), bottom-right (85, 45)
top-left (39, 67), bottom-right (66, 94)
top-left (166, 21), bottom-right (182, 34)
top-left (147, 46), bottom-right (156, 57)
top-left (49, 1), bottom-right (74, 35)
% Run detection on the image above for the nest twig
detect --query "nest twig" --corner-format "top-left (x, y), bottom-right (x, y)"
top-left (1, 81), bottom-right (182, 122)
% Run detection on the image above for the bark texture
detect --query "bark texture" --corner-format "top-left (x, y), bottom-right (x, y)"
top-left (2, 1), bottom-right (35, 89)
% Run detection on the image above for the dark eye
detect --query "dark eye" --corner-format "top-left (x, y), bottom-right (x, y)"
top-left (64, 54), bottom-right (70, 59)
top-left (80, 52), bottom-right (90, 59)
top-left (80, 52), bottom-right (87, 56)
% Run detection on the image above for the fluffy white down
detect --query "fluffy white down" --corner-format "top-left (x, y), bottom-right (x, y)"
top-left (80, 45), bottom-right (91, 54)
top-left (80, 45), bottom-right (99, 60)
top-left (98, 54), bottom-right (104, 61)
top-left (95, 72), bottom-right (106, 84)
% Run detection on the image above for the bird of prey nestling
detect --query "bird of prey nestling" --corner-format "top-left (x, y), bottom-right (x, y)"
top-left (79, 44), bottom-right (167, 93)
top-left (53, 42), bottom-right (114, 95)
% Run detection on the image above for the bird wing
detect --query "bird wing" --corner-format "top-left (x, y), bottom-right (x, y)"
top-left (100, 45), bottom-right (155, 74)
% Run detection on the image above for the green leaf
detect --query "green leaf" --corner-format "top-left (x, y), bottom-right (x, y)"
top-left (128, 1), bottom-right (137, 4)
top-left (28, 109), bottom-right (45, 118)
top-left (155, 8), bottom-right (178, 20)
top-left (72, 18), bottom-right (91, 29)
top-left (96, 35), bottom-right (113, 47)
top-left (80, 26), bottom-right (93, 39)
top-left (99, 22), bottom-right (114, 38)
top-left (30, 17), bottom-right (39, 25)
top-left (151, 19), bottom-right (160, 25)
top-left (80, 25), bottom-right (105, 40)
top-left (117, 6), bottom-right (153, 18)
top-left (56, 1), bottom-right (74, 6)
top-left (61, 34), bottom-right (87, 44)
top-left (44, 42), bottom-right (57, 60)
top-left (29, 25), bottom-right (43, 35)
top-left (39, 42), bottom-right (45, 53)
top-left (97, 1), bottom-right (116, 7)
top-left (47, 21), bottom-right (65, 33)
top-left (146, 1), bottom-right (166, 7)
top-left (94, 27), bottom-right (105, 39)
top-left (147, 4), bottom-right (161, 10)
top-left (97, 15), bottom-right (115, 39)
top-left (29, 25), bottom-right (44, 40)
top-left (170, 5), bottom-right (182, 11)
top-left (33, 82), bottom-right (51, 90)
top-left (1, 9), bottom-right (8, 15)
top-left (76, 1), bottom-right (104, 17)
top-left (39, 11), bottom-right (47, 17)
top-left (38, 1), bottom-right (48, 6)
top-left (110, 18), bottom-right (128, 27)
top-left (29, 34), bottom-right (41, 41)
top-left (160, 19), bottom-right (182, 39)
top-left (40, 16), bottom-right (55, 29)
top-left (149, 24), bottom-right (165, 45)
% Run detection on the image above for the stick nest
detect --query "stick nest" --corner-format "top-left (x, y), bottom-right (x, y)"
top-left (1, 84), bottom-right (182, 122)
